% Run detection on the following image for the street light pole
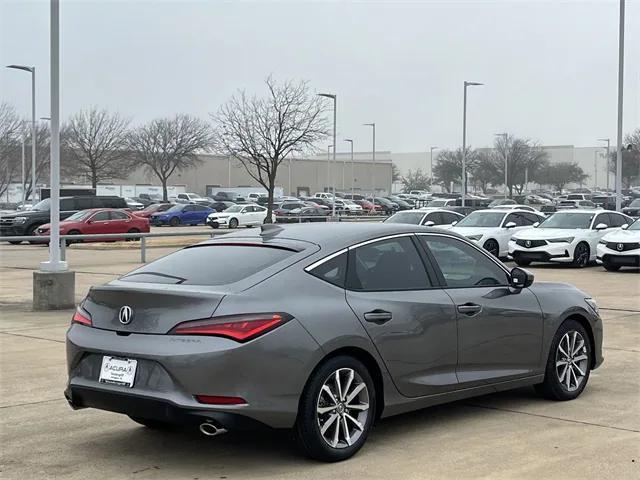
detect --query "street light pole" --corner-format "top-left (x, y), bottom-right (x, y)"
top-left (615, 0), bottom-right (625, 211)
top-left (6, 64), bottom-right (37, 202)
top-left (598, 138), bottom-right (610, 191)
top-left (20, 125), bottom-right (26, 204)
top-left (462, 81), bottom-right (483, 206)
top-left (318, 93), bottom-right (337, 217)
top-left (364, 123), bottom-right (376, 197)
top-left (495, 133), bottom-right (508, 198)
top-left (594, 151), bottom-right (598, 189)
top-left (344, 139), bottom-right (354, 198)
top-left (429, 147), bottom-right (438, 190)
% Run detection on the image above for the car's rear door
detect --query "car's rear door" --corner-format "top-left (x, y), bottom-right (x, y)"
top-left (344, 235), bottom-right (458, 397)
top-left (417, 234), bottom-right (543, 387)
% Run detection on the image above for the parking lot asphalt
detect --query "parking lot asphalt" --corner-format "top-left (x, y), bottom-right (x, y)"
top-left (0, 239), bottom-right (638, 479)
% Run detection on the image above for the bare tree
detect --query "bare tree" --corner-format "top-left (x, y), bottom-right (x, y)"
top-left (128, 114), bottom-right (213, 200)
top-left (212, 77), bottom-right (329, 221)
top-left (492, 135), bottom-right (548, 196)
top-left (0, 102), bottom-right (22, 199)
top-left (61, 107), bottom-right (131, 188)
top-left (22, 122), bottom-right (51, 201)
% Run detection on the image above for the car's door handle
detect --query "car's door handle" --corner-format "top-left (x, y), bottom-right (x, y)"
top-left (457, 303), bottom-right (483, 316)
top-left (363, 310), bottom-right (393, 324)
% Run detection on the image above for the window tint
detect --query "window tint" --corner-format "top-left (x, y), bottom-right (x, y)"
top-left (504, 213), bottom-right (521, 226)
top-left (419, 236), bottom-right (508, 288)
top-left (309, 252), bottom-right (347, 288)
top-left (110, 211), bottom-right (129, 220)
top-left (184, 205), bottom-right (196, 212)
top-left (194, 205), bottom-right (208, 211)
top-left (441, 212), bottom-right (460, 224)
top-left (121, 245), bottom-right (295, 285)
top-left (60, 198), bottom-right (75, 211)
top-left (91, 211), bottom-right (110, 221)
top-left (347, 237), bottom-right (431, 291)
top-left (593, 213), bottom-right (609, 229)
top-left (521, 212), bottom-right (541, 224)
top-left (608, 213), bottom-right (626, 227)
top-left (75, 197), bottom-right (93, 210)
top-left (425, 212), bottom-right (443, 225)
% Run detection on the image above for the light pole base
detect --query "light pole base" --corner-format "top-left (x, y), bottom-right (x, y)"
top-left (33, 269), bottom-right (75, 311)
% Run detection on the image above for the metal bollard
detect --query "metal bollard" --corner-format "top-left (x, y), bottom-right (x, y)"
top-left (140, 236), bottom-right (146, 263)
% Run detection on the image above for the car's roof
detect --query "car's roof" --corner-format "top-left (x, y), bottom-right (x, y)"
top-left (398, 208), bottom-right (461, 215)
top-left (199, 222), bottom-right (463, 252)
top-left (552, 209), bottom-right (602, 214)
top-left (469, 208), bottom-right (540, 215)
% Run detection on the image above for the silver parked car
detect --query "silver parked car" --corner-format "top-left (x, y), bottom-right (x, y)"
top-left (65, 223), bottom-right (603, 462)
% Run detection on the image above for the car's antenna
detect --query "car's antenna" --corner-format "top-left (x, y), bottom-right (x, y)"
top-left (260, 224), bottom-right (284, 235)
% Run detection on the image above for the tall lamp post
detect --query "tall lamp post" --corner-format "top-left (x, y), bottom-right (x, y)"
top-left (344, 139), bottom-right (354, 198)
top-left (462, 81), bottom-right (483, 206)
top-left (495, 133), bottom-right (508, 198)
top-left (615, 0), bottom-right (625, 211)
top-left (429, 146), bottom-right (438, 190)
top-left (363, 123), bottom-right (376, 197)
top-left (6, 64), bottom-right (36, 202)
top-left (318, 93), bottom-right (337, 217)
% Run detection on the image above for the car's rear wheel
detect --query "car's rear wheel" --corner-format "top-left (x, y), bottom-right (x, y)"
top-left (294, 355), bottom-right (375, 462)
top-left (228, 218), bottom-right (239, 229)
top-left (572, 242), bottom-right (590, 268)
top-left (483, 239), bottom-right (500, 257)
top-left (603, 261), bottom-right (621, 272)
top-left (169, 217), bottom-right (180, 227)
top-left (26, 224), bottom-right (41, 244)
top-left (535, 319), bottom-right (591, 401)
top-left (8, 240), bottom-right (22, 245)
top-left (128, 415), bottom-right (175, 430)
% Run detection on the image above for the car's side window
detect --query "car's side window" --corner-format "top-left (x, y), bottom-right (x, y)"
top-left (346, 237), bottom-right (431, 291)
top-left (443, 212), bottom-right (461, 224)
top-left (60, 199), bottom-right (75, 211)
top-left (419, 236), bottom-right (509, 288)
top-left (608, 213), bottom-right (625, 227)
top-left (184, 205), bottom-right (195, 212)
top-left (593, 213), bottom-right (609, 229)
top-left (91, 211), bottom-right (110, 222)
top-left (503, 213), bottom-right (519, 226)
top-left (109, 211), bottom-right (129, 220)
top-left (75, 197), bottom-right (93, 210)
top-left (521, 212), bottom-right (540, 224)
top-left (309, 252), bottom-right (348, 288)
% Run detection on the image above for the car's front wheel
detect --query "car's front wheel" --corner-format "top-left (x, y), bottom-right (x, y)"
top-left (535, 319), bottom-right (591, 401)
top-left (294, 356), bottom-right (375, 462)
top-left (572, 242), bottom-right (590, 268)
top-left (483, 239), bottom-right (500, 257)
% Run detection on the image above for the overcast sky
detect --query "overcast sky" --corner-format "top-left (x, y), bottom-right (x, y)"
top-left (1, 0), bottom-right (639, 154)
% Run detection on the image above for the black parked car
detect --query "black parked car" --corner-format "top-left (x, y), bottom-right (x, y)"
top-left (368, 197), bottom-right (398, 215)
top-left (213, 191), bottom-right (246, 203)
top-left (0, 195), bottom-right (127, 244)
top-left (207, 201), bottom-right (236, 212)
top-left (622, 198), bottom-right (640, 217)
top-left (384, 196), bottom-right (412, 210)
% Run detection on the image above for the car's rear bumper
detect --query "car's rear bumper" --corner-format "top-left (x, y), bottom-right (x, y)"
top-left (65, 385), bottom-right (267, 431)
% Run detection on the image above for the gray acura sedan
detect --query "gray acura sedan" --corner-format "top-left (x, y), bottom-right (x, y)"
top-left (65, 223), bottom-right (603, 462)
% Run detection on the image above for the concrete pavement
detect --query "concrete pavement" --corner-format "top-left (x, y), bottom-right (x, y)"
top-left (0, 242), bottom-right (638, 479)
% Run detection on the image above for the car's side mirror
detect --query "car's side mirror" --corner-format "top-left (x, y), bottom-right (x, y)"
top-left (621, 224), bottom-right (629, 230)
top-left (533, 222), bottom-right (540, 228)
top-left (504, 221), bottom-right (517, 229)
top-left (451, 221), bottom-right (458, 226)
top-left (595, 223), bottom-right (608, 230)
top-left (510, 267), bottom-right (534, 289)
top-left (423, 220), bottom-right (435, 227)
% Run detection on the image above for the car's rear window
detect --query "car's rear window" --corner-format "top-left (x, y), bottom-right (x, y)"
top-left (120, 245), bottom-right (295, 285)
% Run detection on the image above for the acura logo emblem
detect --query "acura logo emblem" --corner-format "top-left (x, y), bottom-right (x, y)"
top-left (617, 243), bottom-right (624, 252)
top-left (119, 306), bottom-right (133, 325)
top-left (525, 240), bottom-right (532, 248)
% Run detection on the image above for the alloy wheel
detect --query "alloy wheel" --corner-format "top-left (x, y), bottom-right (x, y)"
top-left (555, 331), bottom-right (589, 392)
top-left (574, 243), bottom-right (589, 267)
top-left (316, 368), bottom-right (370, 449)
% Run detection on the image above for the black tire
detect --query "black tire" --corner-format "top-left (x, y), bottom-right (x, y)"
top-left (66, 230), bottom-right (81, 245)
top-left (26, 224), bottom-right (41, 244)
top-left (8, 240), bottom-right (22, 245)
top-left (169, 217), bottom-right (180, 227)
top-left (572, 242), bottom-right (590, 268)
top-left (294, 355), bottom-right (376, 462)
top-left (128, 415), bottom-right (175, 430)
top-left (483, 239), bottom-right (500, 258)
top-left (228, 218), bottom-right (239, 229)
top-left (514, 258), bottom-right (532, 267)
top-left (127, 228), bottom-right (140, 241)
top-left (603, 262), bottom-right (621, 272)
top-left (534, 319), bottom-right (592, 401)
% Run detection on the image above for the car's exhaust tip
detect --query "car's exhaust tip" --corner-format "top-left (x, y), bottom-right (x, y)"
top-left (199, 421), bottom-right (228, 437)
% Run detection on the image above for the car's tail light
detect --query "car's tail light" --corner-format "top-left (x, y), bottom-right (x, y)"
top-left (169, 313), bottom-right (291, 342)
top-left (194, 395), bottom-right (247, 405)
top-left (72, 308), bottom-right (92, 326)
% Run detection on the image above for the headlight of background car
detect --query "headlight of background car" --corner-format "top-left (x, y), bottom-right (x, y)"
top-left (466, 234), bottom-right (483, 241)
top-left (598, 239), bottom-right (607, 245)
top-left (547, 237), bottom-right (574, 243)
top-left (13, 217), bottom-right (28, 225)
top-left (584, 298), bottom-right (599, 315)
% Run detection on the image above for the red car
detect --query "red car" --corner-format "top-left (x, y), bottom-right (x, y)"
top-left (354, 199), bottom-right (382, 214)
top-left (37, 208), bottom-right (150, 242)
top-left (133, 203), bottom-right (173, 219)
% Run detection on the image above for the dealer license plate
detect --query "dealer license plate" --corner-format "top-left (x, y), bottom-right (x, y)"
top-left (99, 356), bottom-right (137, 388)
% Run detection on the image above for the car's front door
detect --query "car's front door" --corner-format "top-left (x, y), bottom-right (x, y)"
top-left (344, 235), bottom-right (458, 397)
top-left (84, 211), bottom-right (111, 235)
top-left (417, 234), bottom-right (544, 386)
